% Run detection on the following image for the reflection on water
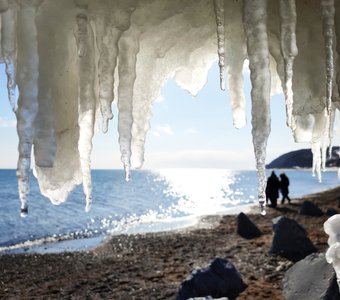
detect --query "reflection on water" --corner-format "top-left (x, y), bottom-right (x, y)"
top-left (155, 168), bottom-right (256, 216)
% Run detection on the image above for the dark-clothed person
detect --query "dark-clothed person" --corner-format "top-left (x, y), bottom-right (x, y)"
top-left (280, 173), bottom-right (291, 204)
top-left (265, 171), bottom-right (280, 208)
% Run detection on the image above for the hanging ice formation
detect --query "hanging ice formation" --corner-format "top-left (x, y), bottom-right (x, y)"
top-left (3, 0), bottom-right (340, 287)
top-left (243, 0), bottom-right (271, 215)
top-left (0, 0), bottom-right (340, 235)
top-left (279, 0), bottom-right (297, 129)
top-left (15, 0), bottom-right (44, 217)
top-left (73, 0), bottom-right (95, 212)
top-left (321, 0), bottom-right (335, 115)
top-left (2, 3), bottom-right (17, 113)
top-left (213, 0), bottom-right (225, 91)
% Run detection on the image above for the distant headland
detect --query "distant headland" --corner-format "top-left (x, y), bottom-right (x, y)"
top-left (266, 147), bottom-right (340, 169)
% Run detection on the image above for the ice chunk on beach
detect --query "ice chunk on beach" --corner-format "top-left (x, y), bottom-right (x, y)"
top-left (324, 215), bottom-right (340, 289)
top-left (324, 214), bottom-right (340, 246)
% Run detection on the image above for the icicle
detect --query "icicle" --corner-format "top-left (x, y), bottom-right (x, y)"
top-left (327, 109), bottom-right (335, 159)
top-left (321, 113), bottom-right (331, 172)
top-left (74, 1), bottom-right (96, 212)
top-left (310, 109), bottom-right (332, 179)
top-left (94, 3), bottom-right (135, 133)
top-left (16, 1), bottom-right (42, 216)
top-left (118, 33), bottom-right (139, 181)
top-left (33, 90), bottom-right (56, 168)
top-left (130, 98), bottom-right (152, 169)
top-left (17, 157), bottom-right (30, 217)
top-left (335, 1), bottom-right (340, 112)
top-left (33, 25), bottom-right (56, 169)
top-left (32, 1), bottom-right (57, 169)
top-left (224, 1), bottom-right (247, 129)
top-left (213, 0), bottom-right (225, 91)
top-left (321, 141), bottom-right (327, 172)
top-left (74, 14), bottom-right (87, 57)
top-left (1, 7), bottom-right (17, 112)
top-left (228, 58), bottom-right (246, 129)
top-left (279, 0), bottom-right (298, 128)
top-left (95, 17), bottom-right (120, 133)
top-left (243, 0), bottom-right (271, 216)
top-left (321, 0), bottom-right (335, 115)
top-left (321, 0), bottom-right (335, 165)
top-left (311, 142), bottom-right (322, 182)
top-left (0, 1), bottom-right (6, 63)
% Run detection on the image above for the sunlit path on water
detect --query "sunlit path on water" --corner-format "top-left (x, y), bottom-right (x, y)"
top-left (0, 169), bottom-right (338, 254)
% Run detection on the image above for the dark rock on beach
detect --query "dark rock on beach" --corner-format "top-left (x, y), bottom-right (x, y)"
top-left (272, 216), bottom-right (291, 232)
top-left (326, 208), bottom-right (338, 217)
top-left (237, 212), bottom-right (262, 239)
top-left (282, 253), bottom-right (340, 300)
top-left (299, 200), bottom-right (324, 217)
top-left (176, 257), bottom-right (247, 300)
top-left (270, 217), bottom-right (317, 262)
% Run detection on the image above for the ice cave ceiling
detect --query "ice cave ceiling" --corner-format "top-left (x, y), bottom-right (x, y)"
top-left (1, 0), bottom-right (339, 215)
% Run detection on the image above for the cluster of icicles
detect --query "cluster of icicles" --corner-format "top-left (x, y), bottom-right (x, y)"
top-left (3, 0), bottom-right (340, 288)
top-left (1, 1), bottom-right (340, 213)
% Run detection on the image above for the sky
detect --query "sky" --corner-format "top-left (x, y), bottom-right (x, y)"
top-left (0, 61), bottom-right (313, 170)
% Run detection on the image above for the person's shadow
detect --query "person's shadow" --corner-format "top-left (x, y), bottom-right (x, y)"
top-left (271, 206), bottom-right (298, 213)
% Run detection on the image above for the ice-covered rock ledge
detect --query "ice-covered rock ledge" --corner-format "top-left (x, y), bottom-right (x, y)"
top-left (325, 214), bottom-right (340, 291)
top-left (2, 0), bottom-right (340, 278)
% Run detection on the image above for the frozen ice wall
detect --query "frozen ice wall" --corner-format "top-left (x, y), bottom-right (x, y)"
top-left (324, 215), bottom-right (340, 291)
top-left (1, 0), bottom-right (339, 217)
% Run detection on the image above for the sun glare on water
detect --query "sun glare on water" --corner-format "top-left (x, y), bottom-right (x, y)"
top-left (154, 168), bottom-right (252, 216)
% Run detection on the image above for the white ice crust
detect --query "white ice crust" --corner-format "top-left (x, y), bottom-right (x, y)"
top-left (324, 214), bottom-right (340, 288)
top-left (0, 0), bottom-right (339, 216)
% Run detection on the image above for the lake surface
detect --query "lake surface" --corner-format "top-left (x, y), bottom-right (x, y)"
top-left (0, 168), bottom-right (338, 253)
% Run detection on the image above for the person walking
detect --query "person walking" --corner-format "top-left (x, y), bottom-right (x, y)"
top-left (280, 173), bottom-right (291, 204)
top-left (265, 171), bottom-right (280, 208)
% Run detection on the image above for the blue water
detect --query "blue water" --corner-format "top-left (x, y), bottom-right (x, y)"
top-left (0, 168), bottom-right (339, 252)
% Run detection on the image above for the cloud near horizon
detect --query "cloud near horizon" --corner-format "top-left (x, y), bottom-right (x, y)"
top-left (143, 149), bottom-right (256, 170)
top-left (183, 127), bottom-right (198, 135)
top-left (0, 118), bottom-right (16, 128)
top-left (151, 124), bottom-right (174, 137)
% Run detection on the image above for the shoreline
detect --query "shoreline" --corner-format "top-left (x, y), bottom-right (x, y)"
top-left (1, 168), bottom-right (339, 257)
top-left (0, 203), bottom-right (257, 256)
top-left (1, 186), bottom-right (340, 299)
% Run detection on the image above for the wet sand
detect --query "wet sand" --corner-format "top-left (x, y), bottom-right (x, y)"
top-left (1, 186), bottom-right (339, 299)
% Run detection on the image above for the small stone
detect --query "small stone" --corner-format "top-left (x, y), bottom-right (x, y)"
top-left (176, 257), bottom-right (246, 300)
top-left (236, 212), bottom-right (262, 239)
top-left (299, 200), bottom-right (323, 217)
